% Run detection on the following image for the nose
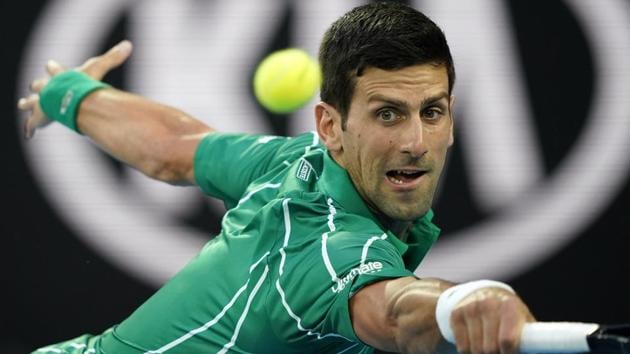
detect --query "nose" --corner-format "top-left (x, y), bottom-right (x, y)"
top-left (399, 116), bottom-right (428, 158)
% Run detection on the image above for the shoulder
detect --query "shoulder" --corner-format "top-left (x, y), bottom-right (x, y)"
top-left (271, 131), bottom-right (323, 164)
top-left (197, 131), bottom-right (318, 156)
top-left (282, 194), bottom-right (400, 257)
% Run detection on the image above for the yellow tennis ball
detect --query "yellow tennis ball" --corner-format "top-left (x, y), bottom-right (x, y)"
top-left (253, 48), bottom-right (321, 114)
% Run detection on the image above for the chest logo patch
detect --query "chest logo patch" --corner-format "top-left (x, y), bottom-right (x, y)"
top-left (296, 158), bottom-right (313, 182)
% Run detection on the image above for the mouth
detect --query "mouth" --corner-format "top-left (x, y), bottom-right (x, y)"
top-left (385, 169), bottom-right (427, 186)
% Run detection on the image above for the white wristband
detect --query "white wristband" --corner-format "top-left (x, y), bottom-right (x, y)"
top-left (435, 280), bottom-right (515, 343)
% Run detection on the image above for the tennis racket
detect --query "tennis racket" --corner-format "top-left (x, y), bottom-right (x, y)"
top-left (519, 322), bottom-right (630, 353)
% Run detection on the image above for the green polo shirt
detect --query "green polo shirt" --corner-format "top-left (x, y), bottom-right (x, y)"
top-left (34, 132), bottom-right (440, 354)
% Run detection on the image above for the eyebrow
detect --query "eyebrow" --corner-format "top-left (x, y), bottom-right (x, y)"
top-left (420, 92), bottom-right (450, 108)
top-left (368, 92), bottom-right (450, 109)
top-left (368, 95), bottom-right (408, 108)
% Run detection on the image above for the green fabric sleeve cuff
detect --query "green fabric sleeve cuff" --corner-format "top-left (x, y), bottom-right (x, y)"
top-left (39, 70), bottom-right (110, 132)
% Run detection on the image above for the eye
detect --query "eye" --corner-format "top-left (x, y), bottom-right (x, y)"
top-left (377, 108), bottom-right (401, 123)
top-left (422, 107), bottom-right (444, 121)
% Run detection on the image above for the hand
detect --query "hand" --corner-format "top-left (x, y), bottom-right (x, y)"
top-left (17, 40), bottom-right (134, 139)
top-left (449, 287), bottom-right (535, 354)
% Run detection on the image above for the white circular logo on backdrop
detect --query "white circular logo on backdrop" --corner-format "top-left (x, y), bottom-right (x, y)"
top-left (18, 0), bottom-right (630, 286)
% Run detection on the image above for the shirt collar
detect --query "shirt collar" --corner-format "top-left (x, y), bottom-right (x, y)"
top-left (318, 151), bottom-right (377, 224)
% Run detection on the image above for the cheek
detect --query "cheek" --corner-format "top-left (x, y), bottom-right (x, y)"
top-left (431, 135), bottom-right (452, 173)
top-left (428, 125), bottom-right (453, 150)
top-left (352, 133), bottom-right (377, 175)
top-left (360, 139), bottom-right (390, 179)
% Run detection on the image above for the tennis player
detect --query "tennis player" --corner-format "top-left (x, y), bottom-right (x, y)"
top-left (19, 3), bottom-right (534, 353)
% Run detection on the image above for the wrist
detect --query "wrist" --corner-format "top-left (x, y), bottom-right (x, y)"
top-left (435, 279), bottom-right (515, 343)
top-left (39, 70), bottom-right (110, 133)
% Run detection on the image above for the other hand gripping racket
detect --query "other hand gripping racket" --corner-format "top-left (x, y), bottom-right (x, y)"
top-left (519, 322), bottom-right (630, 353)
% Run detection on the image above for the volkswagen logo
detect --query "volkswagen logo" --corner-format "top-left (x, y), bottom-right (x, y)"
top-left (17, 0), bottom-right (630, 286)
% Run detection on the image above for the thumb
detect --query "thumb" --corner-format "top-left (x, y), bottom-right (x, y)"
top-left (80, 40), bottom-right (133, 79)
top-left (108, 40), bottom-right (133, 66)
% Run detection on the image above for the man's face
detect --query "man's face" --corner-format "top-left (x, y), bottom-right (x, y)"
top-left (326, 64), bottom-right (454, 221)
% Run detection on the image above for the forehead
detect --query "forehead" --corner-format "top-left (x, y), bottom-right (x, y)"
top-left (353, 64), bottom-right (449, 104)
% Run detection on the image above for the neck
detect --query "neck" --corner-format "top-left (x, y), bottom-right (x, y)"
top-left (389, 220), bottom-right (413, 242)
top-left (372, 211), bottom-right (412, 241)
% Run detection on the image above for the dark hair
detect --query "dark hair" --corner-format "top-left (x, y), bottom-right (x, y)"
top-left (319, 2), bottom-right (455, 126)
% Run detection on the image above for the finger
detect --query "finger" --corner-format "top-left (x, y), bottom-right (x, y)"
top-left (24, 116), bottom-right (47, 140)
top-left (24, 107), bottom-right (52, 140)
top-left (18, 93), bottom-right (52, 139)
top-left (80, 40), bottom-right (133, 79)
top-left (46, 60), bottom-right (66, 75)
top-left (24, 116), bottom-right (35, 139)
top-left (482, 313), bottom-right (500, 354)
top-left (21, 95), bottom-right (41, 139)
top-left (17, 97), bottom-right (29, 111)
top-left (451, 309), bottom-right (470, 354)
top-left (466, 313), bottom-right (483, 354)
top-left (498, 298), bottom-right (524, 354)
top-left (17, 94), bottom-right (38, 112)
top-left (30, 78), bottom-right (48, 93)
top-left (24, 109), bottom-right (36, 139)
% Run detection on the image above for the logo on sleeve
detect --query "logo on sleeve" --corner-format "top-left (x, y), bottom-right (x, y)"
top-left (331, 261), bottom-right (383, 293)
top-left (60, 90), bottom-right (74, 115)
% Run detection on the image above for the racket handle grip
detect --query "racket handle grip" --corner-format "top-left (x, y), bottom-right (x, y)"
top-left (520, 322), bottom-right (599, 353)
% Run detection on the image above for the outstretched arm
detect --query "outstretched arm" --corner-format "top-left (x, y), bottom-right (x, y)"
top-left (17, 40), bottom-right (213, 185)
top-left (350, 276), bottom-right (534, 354)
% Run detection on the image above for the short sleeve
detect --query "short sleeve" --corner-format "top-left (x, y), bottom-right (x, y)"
top-left (276, 229), bottom-right (412, 344)
top-left (194, 132), bottom-right (318, 205)
top-left (323, 234), bottom-right (414, 341)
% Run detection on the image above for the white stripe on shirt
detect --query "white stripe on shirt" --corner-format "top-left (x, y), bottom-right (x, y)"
top-left (145, 252), bottom-right (270, 354)
top-left (360, 233), bottom-right (388, 265)
top-left (276, 197), bottom-right (352, 342)
top-left (218, 265), bottom-right (270, 354)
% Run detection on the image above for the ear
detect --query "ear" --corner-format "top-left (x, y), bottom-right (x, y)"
top-left (315, 101), bottom-right (343, 152)
top-left (448, 95), bottom-right (456, 147)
